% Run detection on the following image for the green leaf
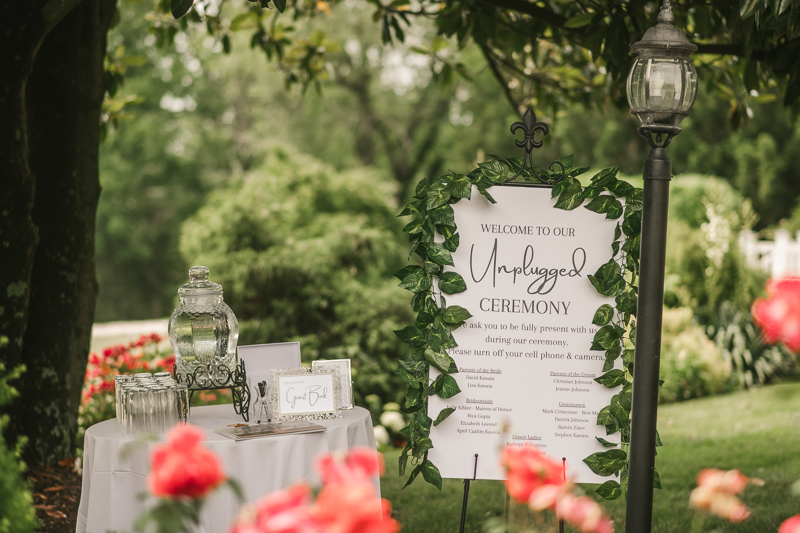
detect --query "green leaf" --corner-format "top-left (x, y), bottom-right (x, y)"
top-left (608, 180), bottom-right (635, 198)
top-left (438, 271), bottom-right (467, 294)
top-left (433, 407), bottom-right (456, 426)
top-left (436, 375), bottom-right (461, 398)
top-left (426, 183), bottom-right (451, 210)
top-left (398, 269), bottom-right (432, 293)
top-left (588, 260), bottom-right (626, 296)
top-left (595, 369), bottom-right (626, 388)
top-left (626, 189), bottom-right (644, 211)
top-left (403, 218), bottom-right (424, 234)
top-left (394, 325), bottom-right (426, 348)
top-left (443, 305), bottom-right (472, 324)
top-left (564, 12), bottom-right (595, 28)
top-left (740, 0), bottom-right (762, 19)
top-left (590, 167), bottom-right (618, 187)
top-left (585, 195), bottom-right (623, 219)
top-left (478, 187), bottom-right (496, 204)
top-left (622, 211), bottom-right (641, 236)
top-left (592, 304), bottom-right (615, 326)
top-left (553, 178), bottom-right (584, 210)
top-left (655, 430), bottom-right (663, 447)
top-left (478, 160), bottom-right (510, 180)
top-left (424, 348), bottom-right (455, 374)
top-left (171, 0), bottom-right (194, 18)
top-left (583, 449), bottom-right (627, 477)
top-left (413, 437), bottom-right (434, 458)
top-left (405, 383), bottom-right (423, 408)
top-left (421, 460), bottom-right (443, 490)
top-left (596, 437), bottom-right (619, 448)
top-left (427, 243), bottom-right (454, 266)
top-left (596, 480), bottom-right (623, 500)
top-left (399, 451), bottom-right (409, 477)
top-left (443, 233), bottom-right (460, 253)
top-left (398, 202), bottom-right (421, 217)
top-left (272, 0), bottom-right (287, 12)
top-left (402, 463), bottom-right (423, 489)
top-left (591, 325), bottom-right (622, 350)
top-left (428, 205), bottom-right (455, 226)
top-left (653, 468), bottom-right (662, 490)
top-left (395, 366), bottom-right (421, 386)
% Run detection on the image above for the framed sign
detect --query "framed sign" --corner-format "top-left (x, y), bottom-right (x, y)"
top-left (312, 359), bottom-right (354, 409)
top-left (426, 185), bottom-right (620, 483)
top-left (271, 367), bottom-right (343, 422)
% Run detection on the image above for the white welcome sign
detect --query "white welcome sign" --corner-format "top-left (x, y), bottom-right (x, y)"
top-left (428, 185), bottom-right (621, 483)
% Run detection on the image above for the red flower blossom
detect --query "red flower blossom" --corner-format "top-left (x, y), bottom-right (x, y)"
top-left (501, 445), bottom-right (565, 502)
top-left (311, 480), bottom-right (398, 533)
top-left (149, 424), bottom-right (226, 499)
top-left (689, 469), bottom-right (763, 522)
top-left (780, 515), bottom-right (800, 533)
top-left (316, 447), bottom-right (383, 485)
top-left (752, 277), bottom-right (800, 353)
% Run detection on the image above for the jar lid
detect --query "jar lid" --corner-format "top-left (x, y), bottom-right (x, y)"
top-left (178, 266), bottom-right (222, 296)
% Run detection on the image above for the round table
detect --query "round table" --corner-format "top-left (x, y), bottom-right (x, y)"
top-left (76, 405), bottom-right (377, 533)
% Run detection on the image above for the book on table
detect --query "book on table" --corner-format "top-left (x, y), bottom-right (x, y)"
top-left (214, 420), bottom-right (326, 441)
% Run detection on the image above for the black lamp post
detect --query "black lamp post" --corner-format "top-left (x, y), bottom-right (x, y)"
top-left (625, 2), bottom-right (697, 532)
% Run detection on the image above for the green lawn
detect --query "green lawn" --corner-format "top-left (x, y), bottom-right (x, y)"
top-left (380, 381), bottom-right (800, 532)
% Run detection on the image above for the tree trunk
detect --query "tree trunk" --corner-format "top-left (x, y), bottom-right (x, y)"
top-left (0, 0), bottom-right (115, 464)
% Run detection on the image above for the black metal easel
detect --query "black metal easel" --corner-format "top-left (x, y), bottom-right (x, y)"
top-left (459, 454), bottom-right (479, 533)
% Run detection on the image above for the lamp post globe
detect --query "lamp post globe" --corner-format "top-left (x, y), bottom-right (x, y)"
top-left (627, 0), bottom-right (698, 147)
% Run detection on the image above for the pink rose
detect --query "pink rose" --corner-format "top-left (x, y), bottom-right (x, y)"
top-left (311, 480), bottom-right (399, 533)
top-left (780, 515), bottom-right (800, 533)
top-left (752, 277), bottom-right (800, 353)
top-left (149, 424), bottom-right (225, 499)
top-left (316, 447), bottom-right (383, 485)
top-left (501, 446), bottom-right (565, 503)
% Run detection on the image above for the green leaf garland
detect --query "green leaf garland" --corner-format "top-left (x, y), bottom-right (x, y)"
top-left (395, 159), bottom-right (647, 498)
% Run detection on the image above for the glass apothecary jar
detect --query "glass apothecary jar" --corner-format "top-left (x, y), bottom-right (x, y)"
top-left (168, 266), bottom-right (239, 390)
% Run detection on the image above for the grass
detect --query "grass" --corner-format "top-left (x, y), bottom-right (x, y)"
top-left (380, 381), bottom-right (800, 532)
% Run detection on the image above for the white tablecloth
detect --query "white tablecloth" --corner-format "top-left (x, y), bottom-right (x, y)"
top-left (76, 405), bottom-right (377, 533)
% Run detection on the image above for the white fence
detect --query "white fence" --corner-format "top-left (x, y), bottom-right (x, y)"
top-left (739, 229), bottom-right (800, 277)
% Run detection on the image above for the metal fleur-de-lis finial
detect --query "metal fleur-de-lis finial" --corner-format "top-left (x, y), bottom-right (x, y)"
top-left (501, 107), bottom-right (565, 184)
top-left (510, 108), bottom-right (550, 152)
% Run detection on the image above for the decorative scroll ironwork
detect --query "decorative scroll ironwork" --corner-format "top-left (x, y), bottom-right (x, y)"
top-left (175, 359), bottom-right (251, 422)
top-left (497, 107), bottom-right (566, 185)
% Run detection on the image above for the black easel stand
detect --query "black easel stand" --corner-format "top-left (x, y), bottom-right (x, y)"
top-left (459, 454), bottom-right (479, 533)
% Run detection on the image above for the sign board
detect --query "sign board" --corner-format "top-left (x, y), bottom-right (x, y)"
top-left (271, 367), bottom-right (343, 422)
top-left (428, 185), bottom-right (621, 483)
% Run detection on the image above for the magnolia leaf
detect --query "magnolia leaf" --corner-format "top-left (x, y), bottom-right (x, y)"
top-left (433, 407), bottom-right (456, 426)
top-left (595, 369), bottom-right (626, 388)
top-left (421, 460), bottom-right (443, 490)
top-left (438, 271), bottom-right (467, 294)
top-left (596, 480), bottom-right (623, 500)
top-left (592, 304), bottom-right (615, 326)
top-left (171, 0), bottom-right (194, 18)
top-left (583, 449), bottom-right (627, 477)
top-left (443, 305), bottom-right (472, 324)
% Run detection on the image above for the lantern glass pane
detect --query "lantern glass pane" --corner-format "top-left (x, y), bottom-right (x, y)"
top-left (647, 59), bottom-right (682, 117)
top-left (679, 60), bottom-right (698, 113)
top-left (626, 59), bottom-right (648, 111)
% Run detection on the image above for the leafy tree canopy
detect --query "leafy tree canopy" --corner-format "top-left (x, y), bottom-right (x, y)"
top-left (148, 0), bottom-right (800, 127)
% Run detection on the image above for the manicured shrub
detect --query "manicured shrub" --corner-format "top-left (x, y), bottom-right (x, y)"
top-left (658, 308), bottom-right (732, 403)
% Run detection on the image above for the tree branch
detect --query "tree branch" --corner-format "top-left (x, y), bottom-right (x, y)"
top-left (41, 0), bottom-right (85, 35)
top-left (473, 0), bottom-right (567, 27)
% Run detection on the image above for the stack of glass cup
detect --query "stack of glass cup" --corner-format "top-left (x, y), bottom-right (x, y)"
top-left (114, 372), bottom-right (190, 437)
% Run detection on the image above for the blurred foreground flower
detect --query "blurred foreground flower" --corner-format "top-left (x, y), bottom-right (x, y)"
top-left (689, 468), bottom-right (763, 523)
top-left (780, 515), bottom-right (800, 533)
top-left (502, 446), bottom-right (613, 533)
top-left (137, 424), bottom-right (242, 533)
top-left (752, 277), bottom-right (800, 353)
top-left (230, 446), bottom-right (398, 533)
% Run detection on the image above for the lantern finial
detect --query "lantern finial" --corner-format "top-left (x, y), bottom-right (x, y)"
top-left (657, 0), bottom-right (674, 25)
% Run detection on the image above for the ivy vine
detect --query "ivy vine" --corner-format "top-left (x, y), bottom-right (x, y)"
top-left (394, 154), bottom-right (657, 500)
